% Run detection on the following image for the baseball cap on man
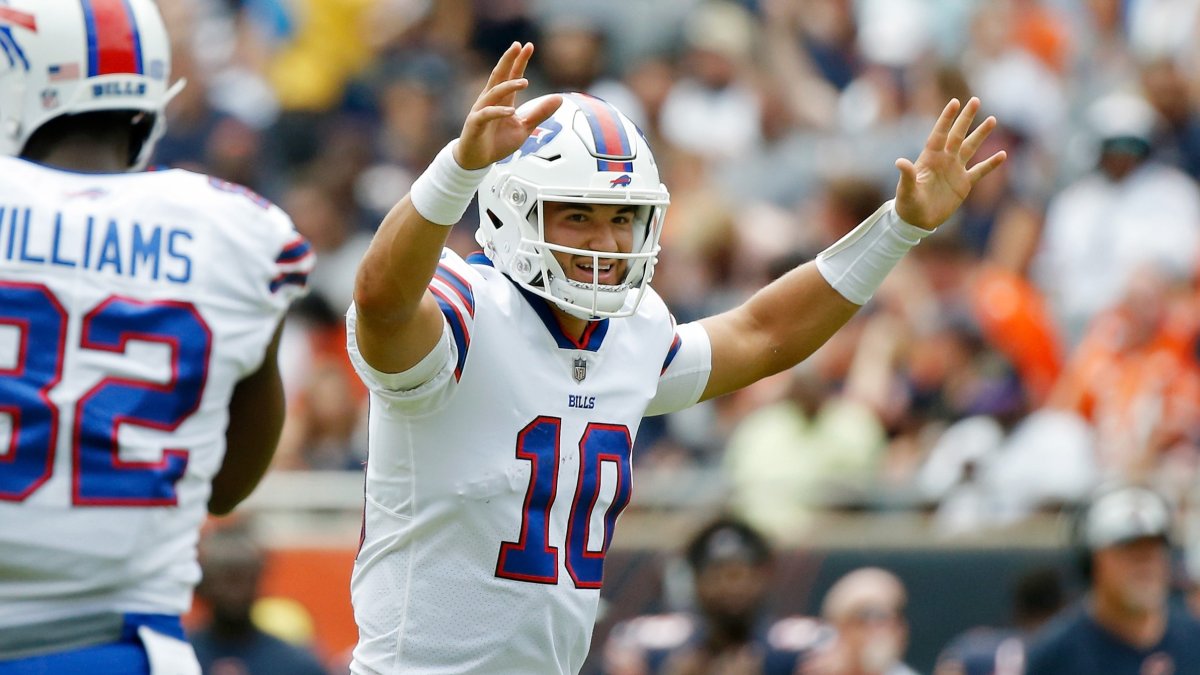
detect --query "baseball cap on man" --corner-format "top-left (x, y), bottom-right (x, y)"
top-left (1083, 486), bottom-right (1171, 550)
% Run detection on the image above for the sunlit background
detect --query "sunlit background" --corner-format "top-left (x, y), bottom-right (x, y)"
top-left (168, 0), bottom-right (1200, 672)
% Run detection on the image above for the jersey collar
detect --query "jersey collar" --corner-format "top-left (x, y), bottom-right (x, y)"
top-left (468, 251), bottom-right (610, 352)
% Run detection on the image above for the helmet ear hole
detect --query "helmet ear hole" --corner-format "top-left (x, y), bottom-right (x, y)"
top-left (486, 209), bottom-right (505, 229)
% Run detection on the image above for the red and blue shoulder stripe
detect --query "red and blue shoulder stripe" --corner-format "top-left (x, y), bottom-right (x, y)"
top-left (661, 333), bottom-right (682, 375)
top-left (432, 263), bottom-right (475, 318)
top-left (427, 262), bottom-right (474, 380)
top-left (275, 237), bottom-right (313, 265)
top-left (427, 285), bottom-right (471, 381)
top-left (269, 235), bottom-right (314, 294)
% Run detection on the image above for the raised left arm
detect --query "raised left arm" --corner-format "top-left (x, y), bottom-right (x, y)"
top-left (697, 98), bottom-right (1006, 401)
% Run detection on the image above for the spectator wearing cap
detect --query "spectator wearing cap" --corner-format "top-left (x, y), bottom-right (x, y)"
top-left (801, 568), bottom-right (918, 675)
top-left (1024, 483), bottom-right (1200, 674)
top-left (602, 516), bottom-right (822, 675)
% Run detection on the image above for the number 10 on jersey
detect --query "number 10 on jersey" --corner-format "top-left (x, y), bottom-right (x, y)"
top-left (496, 416), bottom-right (632, 589)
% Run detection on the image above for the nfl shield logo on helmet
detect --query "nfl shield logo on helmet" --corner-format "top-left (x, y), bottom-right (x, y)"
top-left (572, 356), bottom-right (587, 383)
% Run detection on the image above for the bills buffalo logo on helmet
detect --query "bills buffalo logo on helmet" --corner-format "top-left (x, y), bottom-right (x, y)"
top-left (499, 118), bottom-right (564, 164)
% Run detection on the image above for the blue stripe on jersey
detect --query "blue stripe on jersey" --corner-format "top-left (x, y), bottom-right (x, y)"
top-left (466, 251), bottom-right (493, 267)
top-left (430, 286), bottom-right (469, 380)
top-left (268, 271), bottom-right (308, 293)
top-left (435, 263), bottom-right (475, 318)
top-left (661, 333), bottom-right (682, 374)
top-left (275, 238), bottom-right (312, 264)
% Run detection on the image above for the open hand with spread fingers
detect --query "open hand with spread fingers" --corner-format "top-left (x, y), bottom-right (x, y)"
top-left (894, 97), bottom-right (1007, 230)
top-left (453, 42), bottom-right (563, 171)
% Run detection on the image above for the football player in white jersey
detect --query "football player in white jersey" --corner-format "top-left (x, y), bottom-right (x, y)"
top-left (0, 1), bottom-right (311, 673)
top-left (348, 43), bottom-right (1006, 674)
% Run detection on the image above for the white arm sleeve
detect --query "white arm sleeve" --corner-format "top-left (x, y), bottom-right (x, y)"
top-left (645, 321), bottom-right (712, 416)
top-left (345, 303), bottom-right (456, 399)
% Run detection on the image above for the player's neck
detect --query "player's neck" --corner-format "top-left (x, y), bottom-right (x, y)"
top-left (549, 305), bottom-right (591, 342)
top-left (24, 137), bottom-right (129, 173)
top-left (35, 146), bottom-right (128, 173)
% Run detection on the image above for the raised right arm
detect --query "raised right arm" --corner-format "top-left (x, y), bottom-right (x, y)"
top-left (351, 42), bottom-right (562, 373)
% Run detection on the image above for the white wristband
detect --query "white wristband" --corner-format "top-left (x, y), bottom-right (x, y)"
top-left (409, 140), bottom-right (490, 226)
top-left (815, 200), bottom-right (933, 305)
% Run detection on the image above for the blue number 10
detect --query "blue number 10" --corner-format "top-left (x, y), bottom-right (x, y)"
top-left (495, 417), bottom-right (632, 589)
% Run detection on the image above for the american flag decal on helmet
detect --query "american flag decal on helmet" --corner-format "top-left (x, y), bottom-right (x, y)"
top-left (49, 63), bottom-right (81, 81)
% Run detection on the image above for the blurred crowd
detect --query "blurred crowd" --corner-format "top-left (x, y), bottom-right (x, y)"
top-left (153, 0), bottom-right (1200, 542)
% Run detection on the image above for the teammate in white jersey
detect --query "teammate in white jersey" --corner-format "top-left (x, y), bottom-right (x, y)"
top-left (0, 1), bottom-right (311, 673)
top-left (348, 43), bottom-right (1006, 674)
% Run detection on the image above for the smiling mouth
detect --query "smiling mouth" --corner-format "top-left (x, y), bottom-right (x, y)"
top-left (575, 261), bottom-right (621, 284)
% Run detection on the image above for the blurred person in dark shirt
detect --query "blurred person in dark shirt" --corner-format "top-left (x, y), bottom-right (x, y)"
top-left (1024, 483), bottom-right (1200, 674)
top-left (930, 566), bottom-right (1066, 675)
top-left (603, 517), bottom-right (822, 674)
top-left (190, 523), bottom-right (329, 675)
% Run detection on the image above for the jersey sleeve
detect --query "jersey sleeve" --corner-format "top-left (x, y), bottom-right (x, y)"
top-left (195, 175), bottom-right (313, 377)
top-left (202, 175), bottom-right (314, 316)
top-left (267, 230), bottom-right (315, 309)
top-left (344, 248), bottom-right (479, 411)
top-left (645, 321), bottom-right (712, 416)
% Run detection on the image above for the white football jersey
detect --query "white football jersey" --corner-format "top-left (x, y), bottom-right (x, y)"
top-left (0, 156), bottom-right (311, 627)
top-left (346, 249), bottom-right (712, 675)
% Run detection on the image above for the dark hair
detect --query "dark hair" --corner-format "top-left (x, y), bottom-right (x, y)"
top-left (684, 516), bottom-right (772, 573)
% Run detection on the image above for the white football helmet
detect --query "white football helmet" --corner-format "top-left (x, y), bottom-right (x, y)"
top-left (0, 0), bottom-right (180, 169)
top-left (476, 93), bottom-right (670, 320)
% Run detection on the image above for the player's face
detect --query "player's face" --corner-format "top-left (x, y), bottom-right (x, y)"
top-left (836, 603), bottom-right (907, 673)
top-left (694, 560), bottom-right (769, 626)
top-left (1094, 537), bottom-right (1169, 613)
top-left (541, 202), bottom-right (638, 286)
